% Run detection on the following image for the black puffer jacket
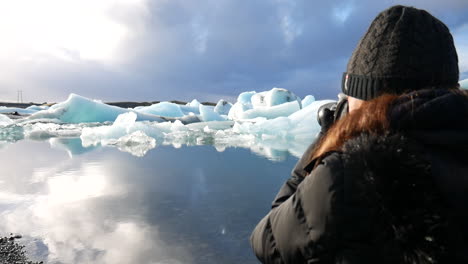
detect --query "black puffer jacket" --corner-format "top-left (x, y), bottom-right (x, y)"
top-left (250, 89), bottom-right (468, 263)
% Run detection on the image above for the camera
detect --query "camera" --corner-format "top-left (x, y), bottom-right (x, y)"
top-left (317, 94), bottom-right (348, 132)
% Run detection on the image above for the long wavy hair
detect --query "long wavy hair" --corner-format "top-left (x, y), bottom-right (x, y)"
top-left (310, 94), bottom-right (398, 164)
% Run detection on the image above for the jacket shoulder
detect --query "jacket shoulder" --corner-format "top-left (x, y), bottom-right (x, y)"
top-left (250, 151), bottom-right (345, 263)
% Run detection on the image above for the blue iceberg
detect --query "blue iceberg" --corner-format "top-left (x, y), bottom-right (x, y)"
top-left (0, 88), bottom-right (333, 159)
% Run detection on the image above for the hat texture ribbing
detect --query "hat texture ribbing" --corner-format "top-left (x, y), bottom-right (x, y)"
top-left (343, 5), bottom-right (459, 100)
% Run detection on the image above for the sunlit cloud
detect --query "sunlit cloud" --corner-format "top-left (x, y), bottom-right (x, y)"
top-left (0, 0), bottom-right (467, 102)
top-left (0, 0), bottom-right (147, 64)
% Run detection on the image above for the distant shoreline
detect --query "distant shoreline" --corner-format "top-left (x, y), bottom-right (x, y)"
top-left (0, 100), bottom-right (216, 109)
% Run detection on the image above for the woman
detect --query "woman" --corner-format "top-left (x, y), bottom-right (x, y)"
top-left (251, 5), bottom-right (468, 263)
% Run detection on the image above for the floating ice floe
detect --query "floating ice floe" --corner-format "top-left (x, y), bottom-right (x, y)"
top-left (135, 102), bottom-right (186, 117)
top-left (214, 100), bottom-right (232, 115)
top-left (0, 114), bottom-right (13, 127)
top-left (27, 94), bottom-right (166, 123)
top-left (0, 107), bottom-right (36, 115)
top-left (228, 88), bottom-right (302, 120)
top-left (0, 88), bottom-right (332, 160)
top-left (301, 95), bottom-right (316, 108)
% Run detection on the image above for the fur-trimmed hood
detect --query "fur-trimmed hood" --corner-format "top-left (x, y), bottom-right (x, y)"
top-left (389, 89), bottom-right (468, 228)
top-left (389, 89), bottom-right (468, 156)
top-left (337, 89), bottom-right (468, 263)
top-left (341, 132), bottom-right (449, 263)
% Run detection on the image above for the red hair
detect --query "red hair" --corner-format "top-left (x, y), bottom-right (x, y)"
top-left (310, 94), bottom-right (398, 166)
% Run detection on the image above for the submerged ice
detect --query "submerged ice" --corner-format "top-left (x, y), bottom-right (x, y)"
top-left (0, 88), bottom-right (334, 160)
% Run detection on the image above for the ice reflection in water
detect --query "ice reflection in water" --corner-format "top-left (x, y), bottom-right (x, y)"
top-left (0, 139), bottom-right (298, 263)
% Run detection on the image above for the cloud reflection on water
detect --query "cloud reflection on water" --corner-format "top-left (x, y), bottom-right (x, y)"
top-left (0, 140), bottom-right (294, 263)
top-left (0, 141), bottom-right (194, 263)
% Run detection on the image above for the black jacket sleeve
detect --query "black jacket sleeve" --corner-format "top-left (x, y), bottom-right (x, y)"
top-left (271, 142), bottom-right (316, 208)
top-left (251, 153), bottom-right (344, 263)
top-left (271, 131), bottom-right (325, 209)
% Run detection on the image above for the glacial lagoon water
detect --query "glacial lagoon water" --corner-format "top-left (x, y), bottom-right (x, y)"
top-left (0, 138), bottom-right (301, 264)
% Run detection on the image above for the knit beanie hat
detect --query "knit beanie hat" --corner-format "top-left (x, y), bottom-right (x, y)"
top-left (343, 5), bottom-right (459, 100)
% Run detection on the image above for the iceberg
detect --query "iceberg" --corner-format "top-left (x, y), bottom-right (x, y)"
top-left (187, 99), bottom-right (201, 107)
top-left (0, 114), bottom-right (13, 127)
top-left (228, 88), bottom-right (302, 120)
top-left (199, 105), bottom-right (226, 122)
top-left (111, 131), bottom-right (157, 157)
top-left (178, 99), bottom-right (202, 116)
top-left (0, 107), bottom-right (38, 115)
top-left (135, 102), bottom-right (185, 118)
top-left (301, 95), bottom-right (315, 108)
top-left (27, 94), bottom-right (166, 123)
top-left (79, 99), bottom-right (330, 159)
top-left (241, 101), bottom-right (301, 120)
top-left (251, 88), bottom-right (301, 107)
top-left (26, 105), bottom-right (50, 111)
top-left (1, 87), bottom-right (331, 159)
top-left (214, 100), bottom-right (232, 115)
top-left (80, 112), bottom-right (163, 147)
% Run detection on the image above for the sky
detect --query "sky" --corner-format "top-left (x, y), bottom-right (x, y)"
top-left (0, 0), bottom-right (467, 103)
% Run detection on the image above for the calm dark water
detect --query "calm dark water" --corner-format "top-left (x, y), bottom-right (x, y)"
top-left (0, 139), bottom-right (299, 264)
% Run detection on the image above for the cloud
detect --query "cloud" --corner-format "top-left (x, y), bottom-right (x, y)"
top-left (0, 0), bottom-right (467, 103)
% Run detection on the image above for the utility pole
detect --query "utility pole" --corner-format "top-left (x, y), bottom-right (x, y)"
top-left (17, 90), bottom-right (23, 103)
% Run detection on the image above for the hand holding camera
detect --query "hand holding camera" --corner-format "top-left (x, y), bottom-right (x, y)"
top-left (317, 93), bottom-right (349, 134)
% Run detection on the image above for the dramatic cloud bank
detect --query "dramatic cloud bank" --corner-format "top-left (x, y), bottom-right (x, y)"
top-left (0, 0), bottom-right (467, 103)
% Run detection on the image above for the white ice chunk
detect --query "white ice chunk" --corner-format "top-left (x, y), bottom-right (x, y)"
top-left (179, 100), bottom-right (202, 115)
top-left (237, 91), bottom-right (256, 105)
top-left (0, 107), bottom-right (37, 115)
top-left (80, 112), bottom-right (176, 148)
top-left (81, 112), bottom-right (139, 146)
top-left (26, 105), bottom-right (50, 111)
top-left (112, 131), bottom-right (156, 157)
top-left (179, 105), bottom-right (200, 115)
top-left (187, 99), bottom-right (201, 107)
top-left (251, 93), bottom-right (268, 107)
top-left (222, 99), bottom-right (333, 159)
top-left (199, 105), bottom-right (226, 122)
top-left (23, 122), bottom-right (86, 140)
top-left (214, 100), bottom-right (232, 115)
top-left (228, 101), bottom-right (251, 120)
top-left (301, 95), bottom-right (316, 108)
top-left (135, 102), bottom-right (185, 117)
top-left (2, 89), bottom-right (336, 160)
top-left (460, 79), bottom-right (468, 89)
top-left (251, 88), bottom-right (301, 107)
top-left (0, 114), bottom-right (13, 127)
top-left (241, 101), bottom-right (301, 119)
top-left (228, 88), bottom-right (302, 120)
top-left (27, 94), bottom-right (165, 123)
top-left (186, 121), bottom-right (234, 131)
top-left (288, 99), bottom-right (335, 140)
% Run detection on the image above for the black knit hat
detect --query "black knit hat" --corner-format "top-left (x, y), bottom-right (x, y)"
top-left (343, 5), bottom-right (459, 100)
